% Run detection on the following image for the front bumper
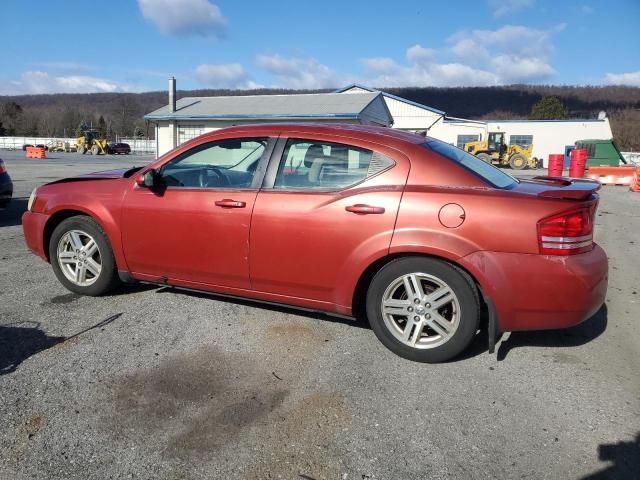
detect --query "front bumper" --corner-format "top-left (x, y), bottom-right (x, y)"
top-left (461, 245), bottom-right (608, 332)
top-left (22, 211), bottom-right (49, 261)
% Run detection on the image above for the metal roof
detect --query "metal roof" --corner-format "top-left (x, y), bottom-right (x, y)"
top-left (335, 83), bottom-right (446, 115)
top-left (144, 92), bottom-right (384, 121)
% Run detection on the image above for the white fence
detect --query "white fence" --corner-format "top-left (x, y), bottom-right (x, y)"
top-left (0, 136), bottom-right (155, 154)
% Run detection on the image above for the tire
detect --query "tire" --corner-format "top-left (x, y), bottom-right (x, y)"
top-left (366, 257), bottom-right (480, 363)
top-left (476, 153), bottom-right (492, 164)
top-left (49, 216), bottom-right (120, 296)
top-left (77, 145), bottom-right (85, 155)
top-left (509, 153), bottom-right (527, 170)
top-left (91, 145), bottom-right (100, 155)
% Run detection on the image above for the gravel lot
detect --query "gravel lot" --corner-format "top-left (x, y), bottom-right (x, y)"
top-left (0, 150), bottom-right (638, 480)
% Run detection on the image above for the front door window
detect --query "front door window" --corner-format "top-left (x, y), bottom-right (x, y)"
top-left (160, 138), bottom-right (269, 189)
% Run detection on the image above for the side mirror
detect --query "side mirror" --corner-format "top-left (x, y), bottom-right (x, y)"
top-left (136, 169), bottom-right (157, 188)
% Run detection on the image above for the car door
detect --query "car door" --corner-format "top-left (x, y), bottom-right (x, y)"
top-left (249, 135), bottom-right (410, 309)
top-left (121, 136), bottom-right (275, 289)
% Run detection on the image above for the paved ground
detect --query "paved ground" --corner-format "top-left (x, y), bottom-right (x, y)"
top-left (0, 150), bottom-right (638, 480)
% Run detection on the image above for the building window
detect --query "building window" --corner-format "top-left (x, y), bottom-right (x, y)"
top-left (178, 125), bottom-right (205, 145)
top-left (456, 134), bottom-right (480, 149)
top-left (509, 135), bottom-right (533, 148)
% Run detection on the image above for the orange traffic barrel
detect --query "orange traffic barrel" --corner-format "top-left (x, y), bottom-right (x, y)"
top-left (569, 148), bottom-right (587, 177)
top-left (630, 167), bottom-right (640, 192)
top-left (548, 154), bottom-right (564, 177)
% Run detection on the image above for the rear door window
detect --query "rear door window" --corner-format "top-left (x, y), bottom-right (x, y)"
top-left (423, 139), bottom-right (517, 189)
top-left (273, 138), bottom-right (394, 191)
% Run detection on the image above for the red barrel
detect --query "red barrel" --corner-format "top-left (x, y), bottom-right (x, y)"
top-left (569, 148), bottom-right (587, 178)
top-left (548, 154), bottom-right (564, 177)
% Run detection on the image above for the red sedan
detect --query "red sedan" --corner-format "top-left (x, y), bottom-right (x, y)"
top-left (22, 124), bottom-right (607, 362)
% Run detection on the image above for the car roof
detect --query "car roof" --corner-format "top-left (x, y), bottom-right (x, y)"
top-left (209, 123), bottom-right (426, 145)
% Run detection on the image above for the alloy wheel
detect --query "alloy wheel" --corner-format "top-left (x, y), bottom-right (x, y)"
top-left (381, 272), bottom-right (461, 349)
top-left (57, 230), bottom-right (102, 286)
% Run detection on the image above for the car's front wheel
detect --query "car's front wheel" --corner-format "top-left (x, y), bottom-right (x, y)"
top-left (366, 257), bottom-right (480, 363)
top-left (49, 216), bottom-right (120, 296)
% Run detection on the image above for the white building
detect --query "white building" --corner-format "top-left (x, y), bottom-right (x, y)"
top-left (337, 84), bottom-right (614, 167)
top-left (146, 78), bottom-right (392, 156)
top-left (147, 80), bottom-right (615, 167)
top-left (336, 84), bottom-right (487, 148)
top-left (484, 117), bottom-right (613, 166)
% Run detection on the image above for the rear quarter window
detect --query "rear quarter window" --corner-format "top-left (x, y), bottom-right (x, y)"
top-left (422, 139), bottom-right (517, 189)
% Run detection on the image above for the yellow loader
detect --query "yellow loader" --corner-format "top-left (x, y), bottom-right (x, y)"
top-left (76, 130), bottom-right (109, 155)
top-left (464, 132), bottom-right (538, 170)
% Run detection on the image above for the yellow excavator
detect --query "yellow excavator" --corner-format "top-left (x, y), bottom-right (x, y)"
top-left (76, 130), bottom-right (108, 155)
top-left (464, 132), bottom-right (538, 170)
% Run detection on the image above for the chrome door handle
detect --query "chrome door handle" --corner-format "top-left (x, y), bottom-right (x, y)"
top-left (215, 199), bottom-right (246, 208)
top-left (345, 204), bottom-right (385, 215)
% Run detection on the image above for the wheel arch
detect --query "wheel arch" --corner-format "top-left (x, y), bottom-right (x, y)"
top-left (42, 208), bottom-right (124, 270)
top-left (43, 210), bottom-right (89, 260)
top-left (350, 252), bottom-right (486, 323)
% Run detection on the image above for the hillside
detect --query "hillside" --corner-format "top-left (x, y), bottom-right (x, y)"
top-left (1, 85), bottom-right (639, 150)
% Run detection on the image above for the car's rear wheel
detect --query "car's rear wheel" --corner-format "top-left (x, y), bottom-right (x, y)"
top-left (366, 257), bottom-right (480, 363)
top-left (49, 216), bottom-right (120, 296)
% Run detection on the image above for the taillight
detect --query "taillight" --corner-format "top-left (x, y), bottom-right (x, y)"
top-left (0, 160), bottom-right (6, 174)
top-left (537, 207), bottom-right (594, 255)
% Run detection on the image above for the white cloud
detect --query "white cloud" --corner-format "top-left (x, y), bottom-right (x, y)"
top-left (406, 45), bottom-right (436, 65)
top-left (449, 25), bottom-right (555, 64)
top-left (581, 5), bottom-right (595, 14)
top-left (194, 63), bottom-right (260, 89)
top-left (605, 71), bottom-right (640, 87)
top-left (361, 52), bottom-right (499, 88)
top-left (138, 0), bottom-right (226, 37)
top-left (360, 24), bottom-right (561, 88)
top-left (488, 0), bottom-right (534, 17)
top-left (491, 55), bottom-right (556, 83)
top-left (361, 57), bottom-right (400, 74)
top-left (0, 71), bottom-right (145, 95)
top-left (445, 25), bottom-right (559, 83)
top-left (451, 38), bottom-right (490, 63)
top-left (255, 54), bottom-right (341, 89)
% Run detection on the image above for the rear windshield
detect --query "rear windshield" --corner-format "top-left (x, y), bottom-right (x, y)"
top-left (422, 139), bottom-right (517, 189)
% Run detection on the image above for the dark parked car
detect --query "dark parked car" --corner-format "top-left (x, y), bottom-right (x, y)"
top-left (22, 144), bottom-right (48, 151)
top-left (22, 124), bottom-right (608, 362)
top-left (0, 159), bottom-right (13, 208)
top-left (107, 142), bottom-right (131, 155)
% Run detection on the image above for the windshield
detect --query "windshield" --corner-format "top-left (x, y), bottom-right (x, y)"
top-left (422, 139), bottom-right (517, 189)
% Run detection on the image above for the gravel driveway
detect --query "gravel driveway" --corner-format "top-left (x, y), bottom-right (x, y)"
top-left (0, 150), bottom-right (638, 479)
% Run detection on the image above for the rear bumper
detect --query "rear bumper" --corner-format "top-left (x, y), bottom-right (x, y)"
top-left (461, 245), bottom-right (608, 331)
top-left (22, 211), bottom-right (49, 261)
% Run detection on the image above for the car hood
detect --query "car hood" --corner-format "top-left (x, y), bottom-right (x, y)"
top-left (48, 167), bottom-right (143, 185)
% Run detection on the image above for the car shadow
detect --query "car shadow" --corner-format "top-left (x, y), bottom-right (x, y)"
top-left (0, 314), bottom-right (123, 375)
top-left (154, 286), bottom-right (371, 330)
top-left (581, 433), bottom-right (640, 480)
top-left (0, 197), bottom-right (28, 227)
top-left (496, 304), bottom-right (608, 361)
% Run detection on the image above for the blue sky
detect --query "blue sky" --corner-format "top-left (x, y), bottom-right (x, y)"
top-left (1, 0), bottom-right (639, 94)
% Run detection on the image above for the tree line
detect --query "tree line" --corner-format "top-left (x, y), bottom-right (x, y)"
top-left (1, 84), bottom-right (638, 150)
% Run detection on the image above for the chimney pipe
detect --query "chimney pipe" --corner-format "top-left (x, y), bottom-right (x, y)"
top-left (168, 77), bottom-right (176, 112)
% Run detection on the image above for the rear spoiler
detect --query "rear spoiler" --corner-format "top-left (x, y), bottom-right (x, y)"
top-left (531, 176), bottom-right (601, 200)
